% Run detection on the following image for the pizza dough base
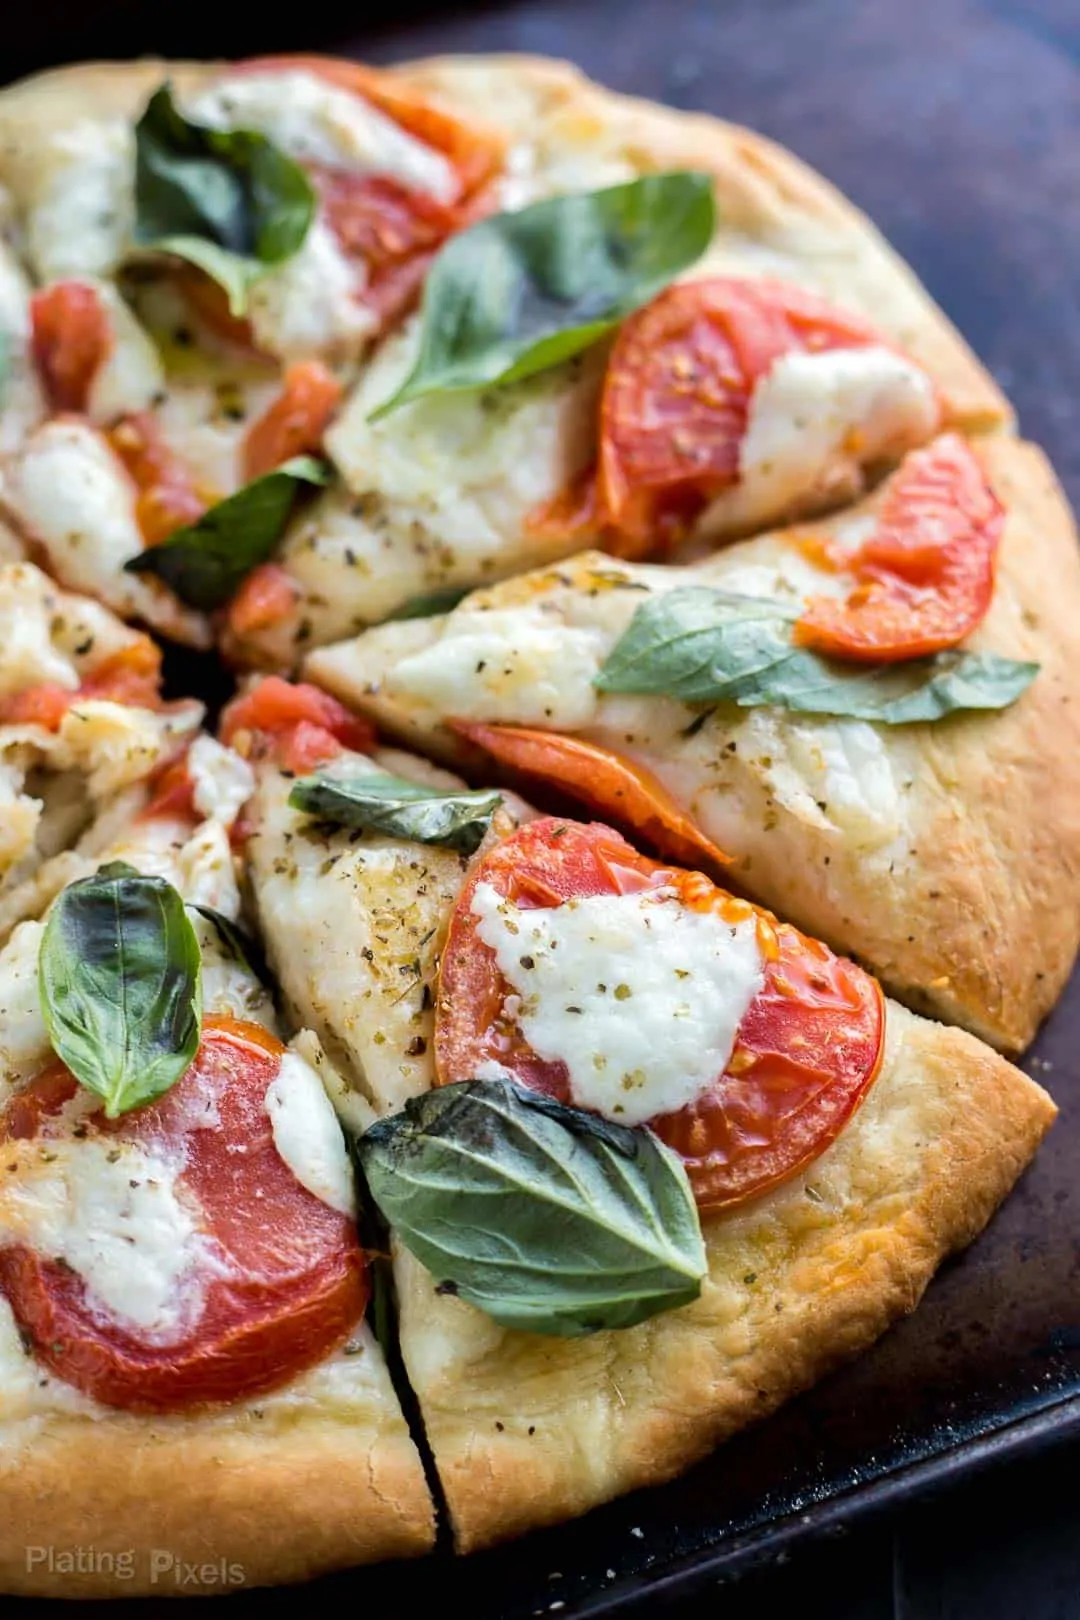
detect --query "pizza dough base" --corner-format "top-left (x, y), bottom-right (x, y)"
top-left (391, 1002), bottom-right (1054, 1550)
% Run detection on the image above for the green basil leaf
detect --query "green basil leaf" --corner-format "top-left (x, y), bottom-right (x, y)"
top-left (188, 903), bottom-right (273, 989)
top-left (133, 82), bottom-right (316, 315)
top-left (370, 170), bottom-right (715, 419)
top-left (358, 1078), bottom-right (706, 1336)
top-left (289, 770), bottom-right (502, 855)
top-left (125, 455), bottom-right (328, 610)
top-left (595, 587), bottom-right (1040, 723)
top-left (385, 584), bottom-right (471, 621)
top-left (38, 862), bottom-right (202, 1118)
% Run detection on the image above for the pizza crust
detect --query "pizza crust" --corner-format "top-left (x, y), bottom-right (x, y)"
top-left (391, 53), bottom-right (1010, 432)
top-left (390, 1002), bottom-right (1053, 1551)
top-left (0, 1326), bottom-right (434, 1596)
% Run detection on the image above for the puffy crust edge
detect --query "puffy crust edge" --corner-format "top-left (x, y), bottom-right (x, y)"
top-left (393, 1005), bottom-right (1054, 1552)
top-left (391, 52), bottom-right (1011, 432)
top-left (0, 1405), bottom-right (434, 1596)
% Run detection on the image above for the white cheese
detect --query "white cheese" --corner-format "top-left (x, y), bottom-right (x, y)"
top-left (246, 216), bottom-right (376, 361)
top-left (187, 733), bottom-right (254, 828)
top-left (189, 69), bottom-right (458, 203)
top-left (265, 1049), bottom-right (357, 1217)
top-left (85, 282), bottom-right (167, 425)
top-left (0, 919), bottom-right (49, 1099)
top-left (25, 119), bottom-right (133, 283)
top-left (385, 606), bottom-right (607, 729)
top-left (0, 246), bottom-right (44, 455)
top-left (703, 345), bottom-right (939, 532)
top-left (2, 419), bottom-right (207, 644)
top-left (470, 881), bottom-right (763, 1126)
top-left (0, 1135), bottom-right (211, 1345)
top-left (0, 563), bottom-right (80, 697)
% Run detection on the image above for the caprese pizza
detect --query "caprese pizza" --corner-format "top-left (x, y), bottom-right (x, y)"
top-left (0, 45), bottom-right (1072, 1602)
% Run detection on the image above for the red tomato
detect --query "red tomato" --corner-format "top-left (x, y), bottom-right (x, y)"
top-left (220, 676), bottom-right (376, 771)
top-left (451, 720), bottom-right (730, 875)
top-left (535, 277), bottom-right (927, 557)
top-left (243, 360), bottom-right (343, 481)
top-left (0, 638), bottom-right (163, 732)
top-left (225, 562), bottom-right (300, 637)
top-left (138, 750), bottom-right (198, 824)
top-left (435, 818), bottom-right (884, 1211)
top-left (107, 413), bottom-right (210, 547)
top-left (30, 282), bottom-right (112, 412)
top-left (0, 1018), bottom-right (366, 1411)
top-left (795, 434), bottom-right (1003, 661)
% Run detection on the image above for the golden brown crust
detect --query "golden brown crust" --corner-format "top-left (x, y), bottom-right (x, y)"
top-left (392, 1004), bottom-right (1054, 1552)
top-left (392, 53), bottom-right (1010, 431)
top-left (0, 1338), bottom-right (435, 1597)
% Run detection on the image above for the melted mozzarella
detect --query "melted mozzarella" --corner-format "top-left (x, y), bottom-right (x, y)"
top-left (0, 246), bottom-right (44, 455)
top-left (3, 419), bottom-right (208, 644)
top-left (187, 733), bottom-right (254, 827)
top-left (25, 119), bottom-right (133, 283)
top-left (470, 881), bottom-right (763, 1127)
top-left (265, 1049), bottom-right (357, 1217)
top-left (190, 70), bottom-right (458, 202)
top-left (0, 563), bottom-right (81, 696)
top-left (0, 1135), bottom-right (210, 1344)
top-left (0, 919), bottom-right (48, 1096)
top-left (385, 606), bottom-right (607, 729)
top-left (246, 217), bottom-right (376, 361)
top-left (704, 346), bottom-right (939, 532)
top-left (85, 282), bottom-right (167, 425)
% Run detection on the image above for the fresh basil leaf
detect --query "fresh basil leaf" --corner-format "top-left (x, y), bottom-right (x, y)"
top-left (371, 170), bottom-right (715, 419)
top-left (358, 1078), bottom-right (706, 1336)
top-left (289, 770), bottom-right (502, 855)
top-left (133, 82), bottom-right (316, 315)
top-left (125, 455), bottom-right (328, 610)
top-left (188, 903), bottom-right (273, 989)
top-left (385, 584), bottom-right (471, 621)
top-left (595, 587), bottom-right (1039, 723)
top-left (38, 862), bottom-right (202, 1118)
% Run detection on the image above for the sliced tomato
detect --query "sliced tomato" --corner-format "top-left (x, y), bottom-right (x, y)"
top-left (0, 1017), bottom-right (366, 1411)
top-left (138, 750), bottom-right (198, 824)
top-left (235, 55), bottom-right (503, 199)
top-left (107, 413), bottom-right (210, 546)
top-left (220, 676), bottom-right (376, 771)
top-left (536, 278), bottom-right (915, 557)
top-left (435, 818), bottom-right (884, 1212)
top-left (225, 562), bottom-right (300, 638)
top-left (0, 637), bottom-right (163, 732)
top-left (451, 721), bottom-right (730, 875)
top-left (795, 434), bottom-right (1003, 661)
top-left (243, 360), bottom-right (343, 481)
top-left (30, 281), bottom-right (112, 413)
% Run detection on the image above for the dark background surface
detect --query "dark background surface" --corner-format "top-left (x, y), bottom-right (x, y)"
top-left (6, 3), bottom-right (1080, 1616)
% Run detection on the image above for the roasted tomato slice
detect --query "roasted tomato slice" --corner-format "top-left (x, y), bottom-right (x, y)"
top-left (30, 281), bottom-right (112, 413)
top-left (594, 278), bottom-right (893, 553)
top-left (0, 637), bottom-right (163, 731)
top-left (243, 360), bottom-right (343, 481)
top-left (107, 412), bottom-right (211, 546)
top-left (0, 1018), bottom-right (366, 1411)
top-left (795, 434), bottom-right (1003, 661)
top-left (221, 676), bottom-right (376, 771)
top-left (451, 721), bottom-right (730, 875)
top-left (435, 818), bottom-right (884, 1211)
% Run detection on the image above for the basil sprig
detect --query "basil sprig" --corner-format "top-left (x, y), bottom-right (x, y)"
top-left (370, 171), bottom-right (715, 419)
top-left (133, 82), bottom-right (316, 315)
top-left (289, 770), bottom-right (502, 855)
top-left (38, 863), bottom-right (202, 1118)
top-left (595, 587), bottom-right (1039, 724)
top-left (125, 455), bottom-right (328, 611)
top-left (358, 1078), bottom-right (706, 1336)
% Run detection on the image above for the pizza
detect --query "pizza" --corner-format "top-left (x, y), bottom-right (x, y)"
top-left (0, 47), bottom-right (1072, 1599)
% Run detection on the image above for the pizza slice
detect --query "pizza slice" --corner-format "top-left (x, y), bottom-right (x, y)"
top-left (231, 678), bottom-right (1054, 1554)
top-left (0, 559), bottom-right (203, 937)
top-left (216, 53), bottom-right (1010, 666)
top-left (0, 725), bottom-right (434, 1596)
top-left (304, 432), bottom-right (1080, 1054)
